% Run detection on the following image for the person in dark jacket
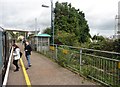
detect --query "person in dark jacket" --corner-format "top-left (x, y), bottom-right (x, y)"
top-left (24, 41), bottom-right (32, 69)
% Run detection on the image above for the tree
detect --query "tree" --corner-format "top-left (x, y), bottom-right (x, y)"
top-left (92, 35), bottom-right (105, 42)
top-left (54, 2), bottom-right (91, 45)
top-left (55, 30), bottom-right (79, 46)
top-left (8, 31), bottom-right (15, 38)
top-left (43, 27), bottom-right (51, 35)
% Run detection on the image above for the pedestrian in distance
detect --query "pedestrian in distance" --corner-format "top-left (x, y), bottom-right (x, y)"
top-left (24, 41), bottom-right (32, 69)
top-left (12, 44), bottom-right (21, 72)
top-left (22, 38), bottom-right (26, 47)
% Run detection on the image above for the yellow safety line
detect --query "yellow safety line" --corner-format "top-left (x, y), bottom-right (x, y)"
top-left (20, 58), bottom-right (32, 87)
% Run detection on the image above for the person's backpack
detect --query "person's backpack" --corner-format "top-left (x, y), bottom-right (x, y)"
top-left (20, 51), bottom-right (23, 58)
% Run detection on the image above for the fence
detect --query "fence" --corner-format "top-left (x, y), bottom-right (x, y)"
top-left (38, 44), bottom-right (120, 86)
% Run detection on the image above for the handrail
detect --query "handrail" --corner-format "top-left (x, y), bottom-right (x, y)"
top-left (41, 44), bottom-right (120, 86)
top-left (52, 44), bottom-right (120, 55)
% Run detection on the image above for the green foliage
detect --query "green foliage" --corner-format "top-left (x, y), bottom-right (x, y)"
top-left (113, 39), bottom-right (120, 52)
top-left (88, 38), bottom-right (120, 53)
top-left (55, 31), bottom-right (79, 46)
top-left (8, 31), bottom-right (15, 38)
top-left (54, 2), bottom-right (91, 45)
top-left (43, 27), bottom-right (51, 35)
top-left (19, 31), bottom-right (25, 36)
top-left (92, 35), bottom-right (105, 42)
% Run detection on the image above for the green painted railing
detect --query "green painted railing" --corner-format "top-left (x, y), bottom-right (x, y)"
top-left (38, 44), bottom-right (120, 86)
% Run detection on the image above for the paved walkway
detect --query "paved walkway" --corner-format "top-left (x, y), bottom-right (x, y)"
top-left (7, 43), bottom-right (98, 85)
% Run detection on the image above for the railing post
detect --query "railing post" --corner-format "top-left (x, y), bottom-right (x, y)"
top-left (55, 44), bottom-right (58, 61)
top-left (80, 49), bottom-right (82, 73)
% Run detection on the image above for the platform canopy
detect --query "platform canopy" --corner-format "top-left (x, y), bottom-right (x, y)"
top-left (35, 34), bottom-right (51, 37)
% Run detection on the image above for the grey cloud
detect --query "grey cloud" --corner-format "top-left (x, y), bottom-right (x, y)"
top-left (0, 0), bottom-right (53, 30)
top-left (88, 16), bottom-right (115, 37)
top-left (88, 15), bottom-right (115, 30)
top-left (0, 0), bottom-right (118, 37)
top-left (98, 21), bottom-right (114, 30)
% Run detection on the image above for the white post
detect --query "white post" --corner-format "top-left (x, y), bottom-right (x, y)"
top-left (80, 49), bottom-right (82, 73)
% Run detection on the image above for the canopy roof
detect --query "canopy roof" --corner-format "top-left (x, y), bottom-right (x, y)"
top-left (35, 34), bottom-right (51, 37)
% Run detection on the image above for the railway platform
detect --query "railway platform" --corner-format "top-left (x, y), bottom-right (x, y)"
top-left (7, 43), bottom-right (97, 86)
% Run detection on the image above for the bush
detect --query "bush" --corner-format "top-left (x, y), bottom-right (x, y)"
top-left (87, 39), bottom-right (120, 53)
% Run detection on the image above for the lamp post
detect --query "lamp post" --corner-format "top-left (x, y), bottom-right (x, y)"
top-left (115, 15), bottom-right (119, 39)
top-left (42, 0), bottom-right (54, 45)
top-left (35, 18), bottom-right (37, 35)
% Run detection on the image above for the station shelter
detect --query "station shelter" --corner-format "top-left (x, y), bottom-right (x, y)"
top-left (31, 33), bottom-right (51, 53)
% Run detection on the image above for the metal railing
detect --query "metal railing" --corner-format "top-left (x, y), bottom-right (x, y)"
top-left (38, 44), bottom-right (120, 86)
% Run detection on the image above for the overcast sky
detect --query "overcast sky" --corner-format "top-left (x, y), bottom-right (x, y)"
top-left (0, 0), bottom-right (120, 37)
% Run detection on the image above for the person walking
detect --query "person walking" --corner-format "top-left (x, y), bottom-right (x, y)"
top-left (24, 41), bottom-right (32, 69)
top-left (12, 44), bottom-right (21, 72)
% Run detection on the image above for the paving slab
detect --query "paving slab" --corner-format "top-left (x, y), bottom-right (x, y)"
top-left (7, 58), bottom-right (26, 85)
